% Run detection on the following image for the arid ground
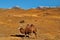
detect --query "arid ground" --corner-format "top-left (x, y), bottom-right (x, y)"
top-left (0, 7), bottom-right (60, 40)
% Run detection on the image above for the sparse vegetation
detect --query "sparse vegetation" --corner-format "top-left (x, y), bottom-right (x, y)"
top-left (19, 20), bottom-right (25, 23)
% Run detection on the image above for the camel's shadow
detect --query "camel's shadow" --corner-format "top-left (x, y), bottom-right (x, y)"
top-left (10, 34), bottom-right (29, 37)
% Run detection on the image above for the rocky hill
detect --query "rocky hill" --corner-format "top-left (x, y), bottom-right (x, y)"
top-left (0, 7), bottom-right (60, 40)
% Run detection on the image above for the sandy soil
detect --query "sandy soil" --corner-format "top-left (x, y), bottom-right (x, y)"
top-left (0, 8), bottom-right (60, 40)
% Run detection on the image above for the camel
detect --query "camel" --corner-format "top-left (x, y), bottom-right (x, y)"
top-left (19, 24), bottom-right (37, 38)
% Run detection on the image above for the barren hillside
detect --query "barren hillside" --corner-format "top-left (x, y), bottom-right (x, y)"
top-left (0, 7), bottom-right (60, 40)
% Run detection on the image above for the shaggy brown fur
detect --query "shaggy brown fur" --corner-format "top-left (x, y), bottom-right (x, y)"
top-left (19, 24), bottom-right (37, 38)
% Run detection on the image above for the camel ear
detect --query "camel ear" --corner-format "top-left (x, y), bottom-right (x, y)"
top-left (18, 27), bottom-right (20, 29)
top-left (18, 27), bottom-right (22, 29)
top-left (18, 25), bottom-right (23, 29)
